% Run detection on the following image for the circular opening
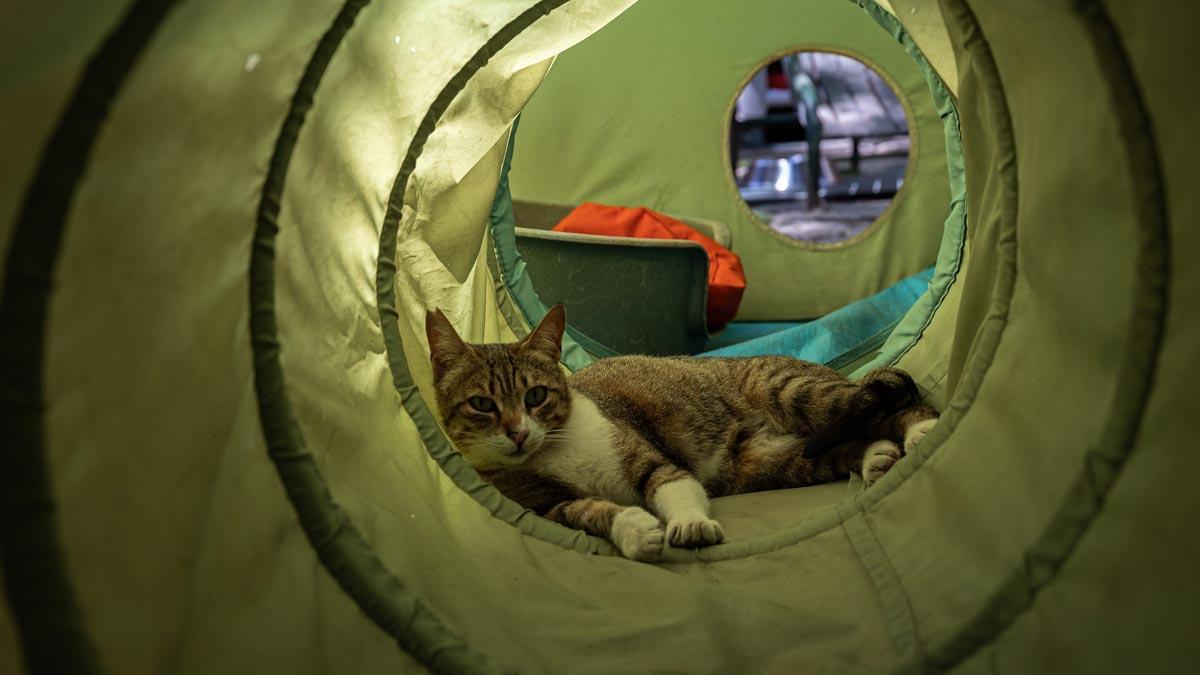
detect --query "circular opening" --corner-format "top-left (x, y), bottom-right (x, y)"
top-left (729, 50), bottom-right (910, 245)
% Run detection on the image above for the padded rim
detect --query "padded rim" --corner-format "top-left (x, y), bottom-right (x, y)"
top-left (482, 130), bottom-right (539, 352)
top-left (0, 0), bottom-right (180, 672)
top-left (866, 0), bottom-right (1023, 665)
top-left (900, 0), bottom-right (1170, 671)
top-left (467, 0), bottom-right (969, 565)
top-left (849, 0), bottom-right (968, 375)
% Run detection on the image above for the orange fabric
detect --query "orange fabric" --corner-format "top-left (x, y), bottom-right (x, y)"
top-left (553, 202), bottom-right (746, 331)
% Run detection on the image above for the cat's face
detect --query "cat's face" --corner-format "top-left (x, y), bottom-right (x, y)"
top-left (426, 306), bottom-right (571, 469)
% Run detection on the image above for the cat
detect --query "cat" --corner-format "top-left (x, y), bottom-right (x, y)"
top-left (426, 305), bottom-right (938, 562)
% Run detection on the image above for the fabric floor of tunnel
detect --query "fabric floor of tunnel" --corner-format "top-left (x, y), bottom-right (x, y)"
top-left (1, 0), bottom-right (1197, 674)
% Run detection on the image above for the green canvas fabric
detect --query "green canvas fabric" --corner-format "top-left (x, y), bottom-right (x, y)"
top-left (507, 0), bottom-right (953, 320)
top-left (1, 0), bottom-right (1197, 674)
top-left (900, 2), bottom-right (1189, 671)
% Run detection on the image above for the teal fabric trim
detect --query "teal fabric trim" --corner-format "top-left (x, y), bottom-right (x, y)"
top-left (0, 1), bottom-right (181, 672)
top-left (850, 0), bottom-right (968, 378)
top-left (249, 2), bottom-right (524, 673)
top-left (861, 0), bottom-right (1022, 668)
top-left (488, 118), bottom-right (614, 370)
top-left (484, 230), bottom-right (533, 344)
top-left (702, 267), bottom-right (932, 363)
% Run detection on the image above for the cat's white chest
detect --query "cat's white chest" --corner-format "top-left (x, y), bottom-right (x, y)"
top-left (533, 394), bottom-right (640, 505)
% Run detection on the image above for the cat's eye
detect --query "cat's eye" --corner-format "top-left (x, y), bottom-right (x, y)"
top-left (467, 396), bottom-right (495, 413)
top-left (524, 386), bottom-right (548, 407)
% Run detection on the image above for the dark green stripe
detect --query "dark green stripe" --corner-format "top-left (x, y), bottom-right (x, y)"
top-left (831, 1), bottom-right (967, 663)
top-left (889, 0), bottom-right (1021, 668)
top-left (902, 0), bottom-right (1169, 671)
top-left (375, 0), bottom-right (612, 559)
top-left (249, 2), bottom-right (508, 673)
top-left (0, 1), bottom-right (180, 673)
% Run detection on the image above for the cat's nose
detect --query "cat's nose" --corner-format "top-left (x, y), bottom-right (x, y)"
top-left (508, 428), bottom-right (529, 449)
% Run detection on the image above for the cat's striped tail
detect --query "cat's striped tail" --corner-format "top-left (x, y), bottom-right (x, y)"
top-left (801, 367), bottom-right (923, 459)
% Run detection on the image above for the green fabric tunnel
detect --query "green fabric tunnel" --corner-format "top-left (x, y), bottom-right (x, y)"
top-left (1, 0), bottom-right (1196, 673)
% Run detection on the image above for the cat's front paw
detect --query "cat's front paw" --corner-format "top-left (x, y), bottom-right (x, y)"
top-left (666, 515), bottom-right (725, 548)
top-left (612, 507), bottom-right (665, 562)
top-left (904, 418), bottom-right (938, 454)
top-left (862, 439), bottom-right (902, 487)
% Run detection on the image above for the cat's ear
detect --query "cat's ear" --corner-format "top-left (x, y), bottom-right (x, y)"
top-left (425, 308), bottom-right (467, 378)
top-left (522, 304), bottom-right (565, 361)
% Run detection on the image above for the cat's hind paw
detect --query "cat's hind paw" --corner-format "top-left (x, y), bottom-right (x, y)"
top-left (666, 516), bottom-right (725, 548)
top-left (612, 507), bottom-right (665, 562)
top-left (862, 440), bottom-right (902, 487)
top-left (904, 418), bottom-right (938, 454)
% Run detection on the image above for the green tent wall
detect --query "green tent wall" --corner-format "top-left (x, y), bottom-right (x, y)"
top-left (1, 0), bottom-right (1197, 674)
top-left (508, 0), bottom-right (956, 321)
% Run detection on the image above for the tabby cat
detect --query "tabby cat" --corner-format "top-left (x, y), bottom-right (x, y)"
top-left (427, 305), bottom-right (937, 561)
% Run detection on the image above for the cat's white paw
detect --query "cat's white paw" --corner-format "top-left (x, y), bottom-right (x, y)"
top-left (862, 439), bottom-right (902, 487)
top-left (666, 515), bottom-right (725, 548)
top-left (904, 418), bottom-right (938, 454)
top-left (612, 507), bottom-right (665, 562)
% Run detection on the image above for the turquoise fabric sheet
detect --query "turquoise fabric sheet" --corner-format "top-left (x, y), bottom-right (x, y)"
top-left (704, 322), bottom-right (803, 351)
top-left (701, 267), bottom-right (934, 364)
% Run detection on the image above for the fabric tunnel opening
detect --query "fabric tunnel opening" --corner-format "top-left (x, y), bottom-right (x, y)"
top-left (0, 0), bottom-right (1189, 674)
top-left (729, 49), bottom-right (912, 247)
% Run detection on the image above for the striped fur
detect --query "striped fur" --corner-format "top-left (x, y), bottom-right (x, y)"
top-left (428, 306), bottom-right (937, 561)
